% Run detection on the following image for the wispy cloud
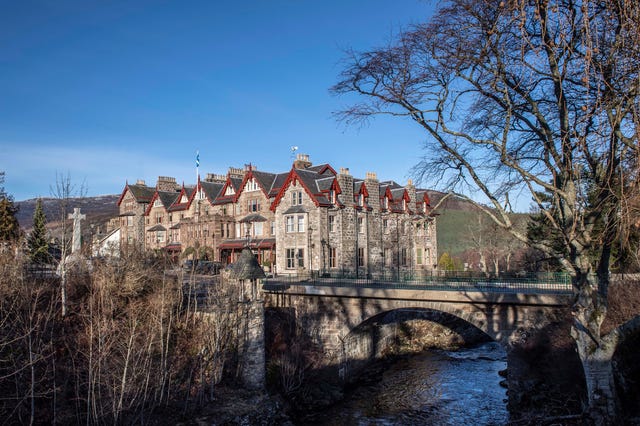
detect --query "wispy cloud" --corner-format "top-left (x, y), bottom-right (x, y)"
top-left (2, 141), bottom-right (208, 200)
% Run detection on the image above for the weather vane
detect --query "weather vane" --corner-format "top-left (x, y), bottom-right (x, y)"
top-left (290, 145), bottom-right (298, 159)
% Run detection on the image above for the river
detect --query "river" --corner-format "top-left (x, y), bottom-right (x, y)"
top-left (304, 342), bottom-right (508, 425)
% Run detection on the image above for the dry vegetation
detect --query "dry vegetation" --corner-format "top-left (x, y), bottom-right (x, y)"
top-left (602, 276), bottom-right (640, 336)
top-left (0, 245), bottom-right (244, 425)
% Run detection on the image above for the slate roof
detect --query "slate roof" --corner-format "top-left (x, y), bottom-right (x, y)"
top-left (158, 191), bottom-right (180, 207)
top-left (212, 176), bottom-right (244, 205)
top-left (283, 205), bottom-right (307, 214)
top-left (250, 170), bottom-right (277, 193)
top-left (416, 189), bottom-right (431, 206)
top-left (123, 158), bottom-right (434, 221)
top-left (306, 163), bottom-right (336, 176)
top-left (200, 180), bottom-right (225, 201)
top-left (268, 173), bottom-right (289, 197)
top-left (294, 168), bottom-right (331, 205)
top-left (229, 248), bottom-right (266, 280)
top-left (316, 176), bottom-right (334, 192)
top-left (118, 183), bottom-right (155, 206)
top-left (239, 213), bottom-right (268, 223)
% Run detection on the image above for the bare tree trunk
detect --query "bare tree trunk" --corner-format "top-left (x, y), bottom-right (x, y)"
top-left (571, 270), bottom-right (617, 422)
top-left (115, 321), bottom-right (136, 423)
top-left (28, 324), bottom-right (35, 426)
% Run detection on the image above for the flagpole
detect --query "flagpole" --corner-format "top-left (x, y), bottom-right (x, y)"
top-left (196, 150), bottom-right (200, 184)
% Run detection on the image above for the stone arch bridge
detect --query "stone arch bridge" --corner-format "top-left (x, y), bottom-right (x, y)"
top-left (262, 277), bottom-right (573, 376)
top-left (258, 275), bottom-right (640, 419)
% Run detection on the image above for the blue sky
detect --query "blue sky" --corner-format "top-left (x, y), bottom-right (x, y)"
top-left (1, 0), bottom-right (436, 201)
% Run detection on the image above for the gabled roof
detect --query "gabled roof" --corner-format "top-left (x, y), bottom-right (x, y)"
top-left (354, 180), bottom-right (369, 197)
top-left (145, 190), bottom-right (181, 215)
top-left (251, 170), bottom-right (279, 195)
top-left (213, 176), bottom-right (244, 205)
top-left (380, 185), bottom-right (394, 200)
top-left (159, 191), bottom-right (181, 207)
top-left (234, 169), bottom-right (277, 201)
top-left (388, 187), bottom-right (411, 213)
top-left (306, 163), bottom-right (337, 176)
top-left (117, 183), bottom-right (155, 206)
top-left (200, 180), bottom-right (225, 203)
top-left (166, 185), bottom-right (195, 212)
top-left (391, 187), bottom-right (409, 200)
top-left (270, 167), bottom-right (336, 211)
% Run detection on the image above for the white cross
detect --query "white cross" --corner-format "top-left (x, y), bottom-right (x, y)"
top-left (68, 208), bottom-right (86, 254)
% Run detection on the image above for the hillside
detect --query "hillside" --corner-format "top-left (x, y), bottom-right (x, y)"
top-left (16, 195), bottom-right (120, 232)
top-left (429, 192), bottom-right (530, 257)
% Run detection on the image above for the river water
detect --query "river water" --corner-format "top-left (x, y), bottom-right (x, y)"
top-left (306, 342), bottom-right (508, 425)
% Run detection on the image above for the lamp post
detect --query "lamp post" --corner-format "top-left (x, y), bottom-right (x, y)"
top-left (321, 238), bottom-right (327, 276)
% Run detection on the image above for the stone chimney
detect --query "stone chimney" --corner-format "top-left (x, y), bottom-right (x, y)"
top-left (135, 179), bottom-right (146, 186)
top-left (205, 173), bottom-right (227, 184)
top-left (293, 153), bottom-right (312, 169)
top-left (156, 176), bottom-right (178, 192)
top-left (405, 179), bottom-right (417, 212)
top-left (365, 171), bottom-right (380, 210)
top-left (337, 167), bottom-right (354, 206)
top-left (228, 167), bottom-right (245, 179)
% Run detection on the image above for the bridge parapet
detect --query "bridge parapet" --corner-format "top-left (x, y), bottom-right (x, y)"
top-left (263, 272), bottom-right (573, 298)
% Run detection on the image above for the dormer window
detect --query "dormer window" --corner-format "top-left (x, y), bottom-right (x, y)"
top-left (402, 199), bottom-right (407, 211)
top-left (384, 197), bottom-right (389, 210)
top-left (329, 189), bottom-right (336, 204)
top-left (153, 199), bottom-right (162, 207)
top-left (180, 194), bottom-right (189, 203)
top-left (224, 186), bottom-right (235, 196)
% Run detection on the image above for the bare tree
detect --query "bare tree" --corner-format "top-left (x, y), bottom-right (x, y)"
top-left (333, 0), bottom-right (639, 420)
top-left (50, 171), bottom-right (86, 317)
top-left (465, 212), bottom-right (528, 275)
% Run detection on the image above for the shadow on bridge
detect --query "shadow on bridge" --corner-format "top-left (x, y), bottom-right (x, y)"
top-left (262, 272), bottom-right (589, 420)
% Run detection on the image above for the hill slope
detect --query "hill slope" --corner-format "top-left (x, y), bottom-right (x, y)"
top-left (16, 195), bottom-right (120, 231)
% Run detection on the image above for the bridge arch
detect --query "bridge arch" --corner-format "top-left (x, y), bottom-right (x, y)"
top-left (339, 306), bottom-right (496, 380)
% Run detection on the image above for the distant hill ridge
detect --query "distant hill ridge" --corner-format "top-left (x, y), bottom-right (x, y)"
top-left (15, 195), bottom-right (120, 231)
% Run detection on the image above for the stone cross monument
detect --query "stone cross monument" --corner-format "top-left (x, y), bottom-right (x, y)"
top-left (68, 208), bottom-right (86, 254)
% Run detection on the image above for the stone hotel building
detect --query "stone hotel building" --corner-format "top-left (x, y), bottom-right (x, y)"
top-left (116, 154), bottom-right (438, 277)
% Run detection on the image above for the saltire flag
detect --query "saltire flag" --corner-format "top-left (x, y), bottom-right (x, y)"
top-left (196, 151), bottom-right (200, 168)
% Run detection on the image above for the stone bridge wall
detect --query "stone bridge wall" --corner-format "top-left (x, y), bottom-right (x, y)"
top-left (263, 287), bottom-right (571, 368)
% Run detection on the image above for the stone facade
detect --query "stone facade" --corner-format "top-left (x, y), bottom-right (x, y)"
top-left (115, 155), bottom-right (438, 275)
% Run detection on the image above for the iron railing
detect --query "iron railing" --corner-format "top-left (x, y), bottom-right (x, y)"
top-left (262, 270), bottom-right (572, 295)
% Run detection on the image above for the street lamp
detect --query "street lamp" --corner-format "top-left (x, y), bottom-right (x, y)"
top-left (321, 238), bottom-right (327, 275)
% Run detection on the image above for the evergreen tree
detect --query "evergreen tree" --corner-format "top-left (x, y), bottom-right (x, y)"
top-left (0, 172), bottom-right (20, 242)
top-left (28, 198), bottom-right (49, 263)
